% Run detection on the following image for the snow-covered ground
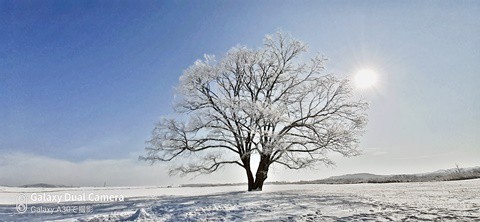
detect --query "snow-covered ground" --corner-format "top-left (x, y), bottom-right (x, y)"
top-left (1, 179), bottom-right (479, 221)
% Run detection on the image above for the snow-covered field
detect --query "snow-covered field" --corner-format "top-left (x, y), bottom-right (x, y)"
top-left (1, 179), bottom-right (479, 221)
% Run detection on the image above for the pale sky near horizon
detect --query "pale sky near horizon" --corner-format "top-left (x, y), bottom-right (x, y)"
top-left (1, 1), bottom-right (479, 186)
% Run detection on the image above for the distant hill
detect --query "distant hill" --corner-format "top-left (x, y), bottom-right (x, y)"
top-left (179, 166), bottom-right (480, 188)
top-left (326, 173), bottom-right (384, 181)
top-left (20, 183), bottom-right (70, 188)
top-left (295, 166), bottom-right (480, 185)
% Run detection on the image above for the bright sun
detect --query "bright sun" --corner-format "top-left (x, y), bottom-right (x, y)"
top-left (354, 69), bottom-right (377, 89)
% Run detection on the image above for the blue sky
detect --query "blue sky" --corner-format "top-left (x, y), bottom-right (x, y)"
top-left (1, 1), bottom-right (479, 186)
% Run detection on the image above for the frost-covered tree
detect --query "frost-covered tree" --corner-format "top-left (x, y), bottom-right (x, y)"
top-left (141, 32), bottom-right (368, 191)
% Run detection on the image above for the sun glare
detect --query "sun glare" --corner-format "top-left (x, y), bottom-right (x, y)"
top-left (354, 69), bottom-right (377, 89)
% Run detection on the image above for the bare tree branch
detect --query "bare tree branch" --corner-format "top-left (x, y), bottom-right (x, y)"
top-left (141, 32), bottom-right (368, 191)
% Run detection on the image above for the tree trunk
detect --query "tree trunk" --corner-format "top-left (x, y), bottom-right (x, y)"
top-left (247, 170), bottom-right (255, 191)
top-left (242, 157), bottom-right (255, 191)
top-left (252, 155), bottom-right (270, 191)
